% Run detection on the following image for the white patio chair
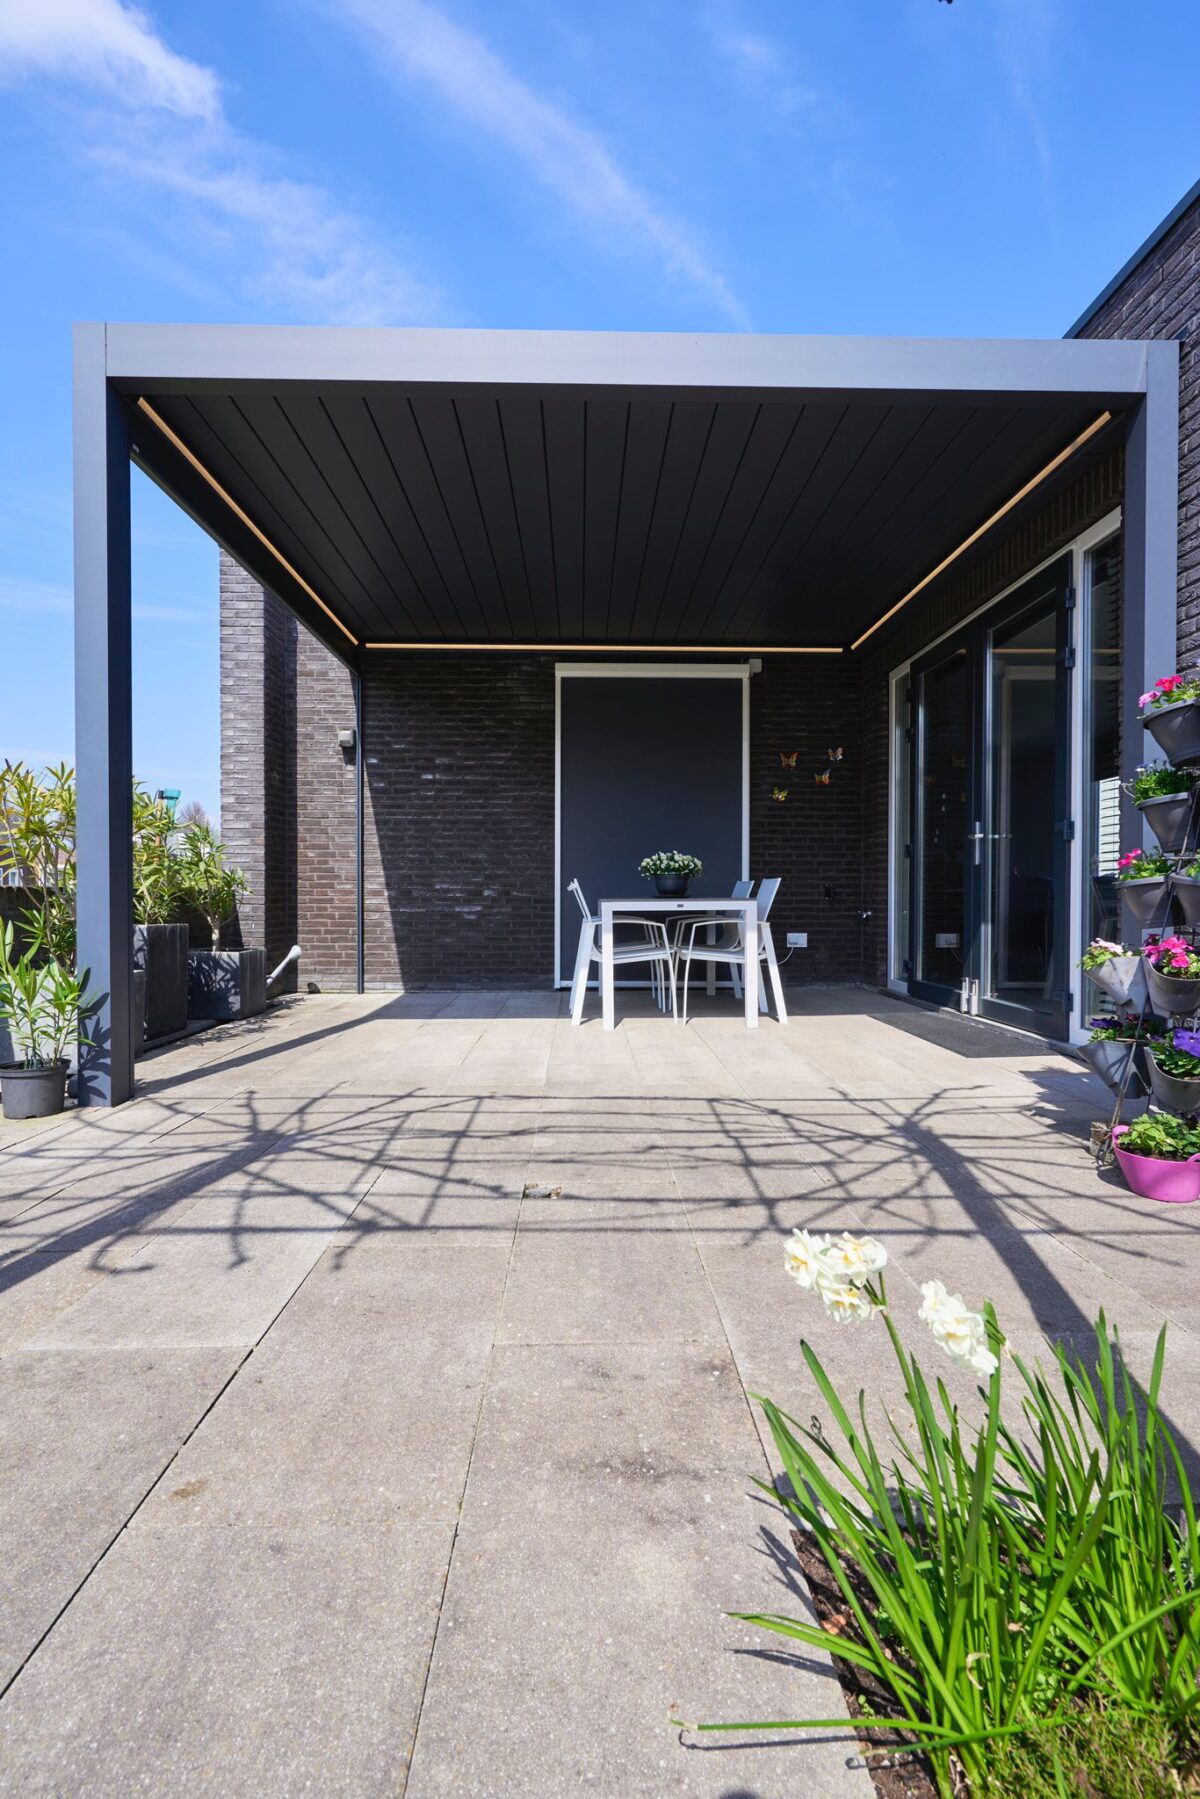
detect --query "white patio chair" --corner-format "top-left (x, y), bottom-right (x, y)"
top-left (676, 876), bottom-right (788, 1024)
top-left (567, 879), bottom-right (678, 1025)
top-left (667, 878), bottom-right (755, 987)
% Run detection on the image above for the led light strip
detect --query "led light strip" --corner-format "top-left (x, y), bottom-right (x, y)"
top-left (850, 409), bottom-right (1114, 652)
top-left (364, 641), bottom-right (843, 653)
top-left (135, 397), bottom-right (359, 647)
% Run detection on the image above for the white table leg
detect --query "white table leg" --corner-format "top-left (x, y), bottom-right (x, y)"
top-left (743, 911), bottom-right (759, 1029)
top-left (601, 909), bottom-right (615, 1030)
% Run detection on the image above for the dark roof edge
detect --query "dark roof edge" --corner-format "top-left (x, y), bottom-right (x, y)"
top-left (1065, 177), bottom-right (1200, 338)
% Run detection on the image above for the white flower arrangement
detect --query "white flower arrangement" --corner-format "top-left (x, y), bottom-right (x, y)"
top-left (638, 850), bottom-right (702, 878)
top-left (783, 1228), bottom-right (1002, 1375)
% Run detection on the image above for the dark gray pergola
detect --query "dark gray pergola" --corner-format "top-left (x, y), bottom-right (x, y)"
top-left (73, 323), bottom-right (1179, 1102)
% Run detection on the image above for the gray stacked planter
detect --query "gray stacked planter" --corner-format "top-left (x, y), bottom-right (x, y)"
top-left (1087, 954), bottom-right (1149, 1011)
top-left (1145, 961), bottom-right (1200, 1016)
top-left (1139, 790), bottom-right (1196, 855)
top-left (1170, 873), bottom-right (1200, 927)
top-left (1119, 876), bottom-right (1172, 931)
top-left (133, 924), bottom-right (189, 1042)
top-left (1080, 1038), bottom-right (1146, 1097)
top-left (1147, 1057), bottom-right (1200, 1113)
top-left (1143, 700), bottom-right (1200, 766)
top-left (188, 948), bottom-right (267, 1022)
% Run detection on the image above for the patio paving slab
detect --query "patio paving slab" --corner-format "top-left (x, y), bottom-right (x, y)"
top-left (404, 1341), bottom-right (866, 1798)
top-left (0, 1346), bottom-right (240, 1688)
top-left (497, 1226), bottom-right (719, 1346)
top-left (0, 1522), bottom-right (449, 1797)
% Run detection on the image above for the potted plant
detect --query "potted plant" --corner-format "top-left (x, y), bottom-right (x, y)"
top-left (1111, 1112), bottom-right (1200, 1205)
top-left (1116, 845), bottom-right (1173, 929)
top-left (1171, 853), bottom-right (1200, 927)
top-left (1143, 934), bottom-right (1200, 1014)
top-left (1078, 937), bottom-right (1148, 1010)
top-left (638, 850), bottom-right (703, 898)
top-left (1147, 1026), bottom-right (1200, 1112)
top-left (176, 823), bottom-right (264, 1021)
top-left (1127, 761), bottom-right (1196, 854)
top-left (132, 785), bottom-right (188, 1043)
top-left (1079, 1015), bottom-right (1156, 1096)
top-left (1140, 672), bottom-right (1200, 765)
top-left (0, 923), bottom-right (92, 1119)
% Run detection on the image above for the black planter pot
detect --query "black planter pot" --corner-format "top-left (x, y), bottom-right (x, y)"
top-left (188, 947), bottom-right (267, 1022)
top-left (1119, 875), bottom-right (1173, 931)
top-left (133, 923), bottom-right (188, 1042)
top-left (1079, 1038), bottom-right (1146, 1097)
top-left (1139, 790), bottom-right (1196, 854)
top-left (654, 873), bottom-right (689, 896)
top-left (1, 1060), bottom-right (69, 1121)
top-left (1171, 873), bottom-right (1200, 928)
top-left (1145, 960), bottom-right (1200, 1017)
top-left (1144, 699), bottom-right (1200, 766)
top-left (1148, 1058), bottom-right (1200, 1114)
top-left (133, 970), bottom-right (147, 1054)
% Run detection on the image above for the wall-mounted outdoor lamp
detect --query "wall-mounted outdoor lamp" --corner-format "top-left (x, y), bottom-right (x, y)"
top-left (338, 727), bottom-right (357, 753)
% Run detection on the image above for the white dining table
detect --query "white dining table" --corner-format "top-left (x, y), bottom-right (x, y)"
top-left (598, 897), bottom-right (759, 1030)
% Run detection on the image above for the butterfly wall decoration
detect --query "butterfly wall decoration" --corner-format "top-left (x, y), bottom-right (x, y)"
top-left (772, 787), bottom-right (789, 803)
top-left (779, 750), bottom-right (798, 769)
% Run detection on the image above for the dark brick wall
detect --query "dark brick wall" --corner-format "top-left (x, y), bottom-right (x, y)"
top-left (1076, 192), bottom-right (1200, 662)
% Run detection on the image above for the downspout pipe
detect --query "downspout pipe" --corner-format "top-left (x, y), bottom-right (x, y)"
top-left (354, 669), bottom-right (365, 996)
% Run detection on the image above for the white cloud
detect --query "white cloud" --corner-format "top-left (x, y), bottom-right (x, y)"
top-left (0, 0), bottom-right (220, 119)
top-left (0, 0), bottom-right (440, 324)
top-left (700, 1), bottom-right (822, 120)
top-left (0, 577), bottom-right (72, 615)
top-left (328, 0), bottom-right (749, 328)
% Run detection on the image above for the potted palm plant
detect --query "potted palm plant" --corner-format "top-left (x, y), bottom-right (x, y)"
top-left (1127, 761), bottom-right (1196, 854)
top-left (1116, 846), bottom-right (1173, 929)
top-left (132, 785), bottom-right (188, 1043)
top-left (1147, 1027), bottom-right (1200, 1113)
top-left (177, 824), bottom-right (264, 1021)
top-left (0, 923), bottom-right (92, 1119)
top-left (1140, 673), bottom-right (1200, 766)
top-left (638, 850), bottom-right (703, 897)
top-left (1143, 934), bottom-right (1200, 1014)
top-left (1078, 937), bottom-right (1148, 1010)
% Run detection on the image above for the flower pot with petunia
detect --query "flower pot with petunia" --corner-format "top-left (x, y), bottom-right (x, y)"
top-left (1078, 938), bottom-right (1148, 1010)
top-left (638, 850), bottom-right (702, 898)
top-left (1147, 1028), bottom-right (1200, 1113)
top-left (1111, 1116), bottom-right (1200, 1205)
top-left (1079, 1015), bottom-right (1157, 1096)
top-left (1143, 935), bottom-right (1200, 1015)
top-left (1116, 846), bottom-right (1173, 930)
top-left (1127, 762), bottom-right (1196, 854)
top-left (1141, 674), bottom-right (1200, 766)
top-left (1171, 856), bottom-right (1200, 928)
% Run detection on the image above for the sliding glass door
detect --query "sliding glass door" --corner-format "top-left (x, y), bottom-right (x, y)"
top-left (907, 557), bottom-right (1073, 1038)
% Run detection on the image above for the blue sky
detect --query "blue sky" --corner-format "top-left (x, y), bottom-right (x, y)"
top-left (0, 0), bottom-right (1195, 822)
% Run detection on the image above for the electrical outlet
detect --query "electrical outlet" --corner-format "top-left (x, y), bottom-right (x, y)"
top-left (786, 932), bottom-right (807, 948)
top-left (935, 931), bottom-right (960, 949)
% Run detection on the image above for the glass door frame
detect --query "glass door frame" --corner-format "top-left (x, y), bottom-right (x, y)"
top-left (904, 554), bottom-right (1075, 1037)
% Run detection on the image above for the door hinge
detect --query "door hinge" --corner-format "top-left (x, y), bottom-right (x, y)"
top-left (1064, 586), bottom-right (1077, 611)
top-left (1056, 818), bottom-right (1075, 841)
top-left (903, 842), bottom-right (913, 860)
top-left (1052, 988), bottom-right (1074, 1009)
top-left (1058, 646), bottom-right (1076, 671)
top-left (902, 957), bottom-right (912, 977)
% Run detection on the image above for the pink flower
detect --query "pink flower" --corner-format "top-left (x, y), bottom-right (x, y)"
top-left (1117, 850), bottom-right (1144, 870)
top-left (1171, 953), bottom-right (1192, 970)
top-left (1158, 675), bottom-right (1183, 692)
top-left (1140, 691), bottom-right (1156, 708)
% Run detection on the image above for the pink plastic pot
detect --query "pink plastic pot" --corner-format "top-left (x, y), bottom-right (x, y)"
top-left (1111, 1126), bottom-right (1200, 1204)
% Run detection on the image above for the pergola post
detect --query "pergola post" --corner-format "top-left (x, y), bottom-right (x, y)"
top-left (73, 325), bottom-right (135, 1106)
top-left (1121, 339), bottom-right (1180, 854)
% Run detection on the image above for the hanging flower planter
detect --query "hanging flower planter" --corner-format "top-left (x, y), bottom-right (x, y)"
top-left (1078, 940), bottom-right (1148, 1010)
top-left (1079, 1037), bottom-right (1146, 1096)
top-left (1140, 791), bottom-right (1196, 853)
top-left (1171, 868), bottom-right (1200, 928)
top-left (1140, 676), bottom-right (1200, 765)
top-left (1120, 874), bottom-right (1173, 930)
top-left (1144, 937), bottom-right (1200, 1015)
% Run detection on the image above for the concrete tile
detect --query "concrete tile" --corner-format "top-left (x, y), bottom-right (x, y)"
top-left (0, 1347), bottom-right (240, 1688)
top-left (0, 1246), bottom-right (143, 1352)
top-left (344, 1166), bottom-right (525, 1245)
top-left (26, 1227), bottom-right (339, 1350)
top-left (497, 1226), bottom-right (721, 1346)
top-left (0, 1522), bottom-right (449, 1796)
top-left (405, 1342), bottom-right (865, 1798)
top-left (137, 1248), bottom-right (508, 1528)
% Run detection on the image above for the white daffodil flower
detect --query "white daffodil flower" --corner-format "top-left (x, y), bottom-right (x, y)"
top-left (818, 1278), bottom-right (874, 1325)
top-left (784, 1228), bottom-right (832, 1291)
top-left (919, 1279), bottom-right (998, 1375)
top-left (822, 1231), bottom-right (888, 1287)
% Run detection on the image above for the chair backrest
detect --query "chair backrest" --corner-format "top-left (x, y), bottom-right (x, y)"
top-left (567, 878), bottom-right (592, 920)
top-left (732, 879), bottom-right (754, 899)
top-left (756, 877), bottom-right (781, 922)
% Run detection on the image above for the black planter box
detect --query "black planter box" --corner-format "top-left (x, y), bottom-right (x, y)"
top-left (133, 923), bottom-right (189, 1042)
top-left (188, 948), bottom-right (267, 1021)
